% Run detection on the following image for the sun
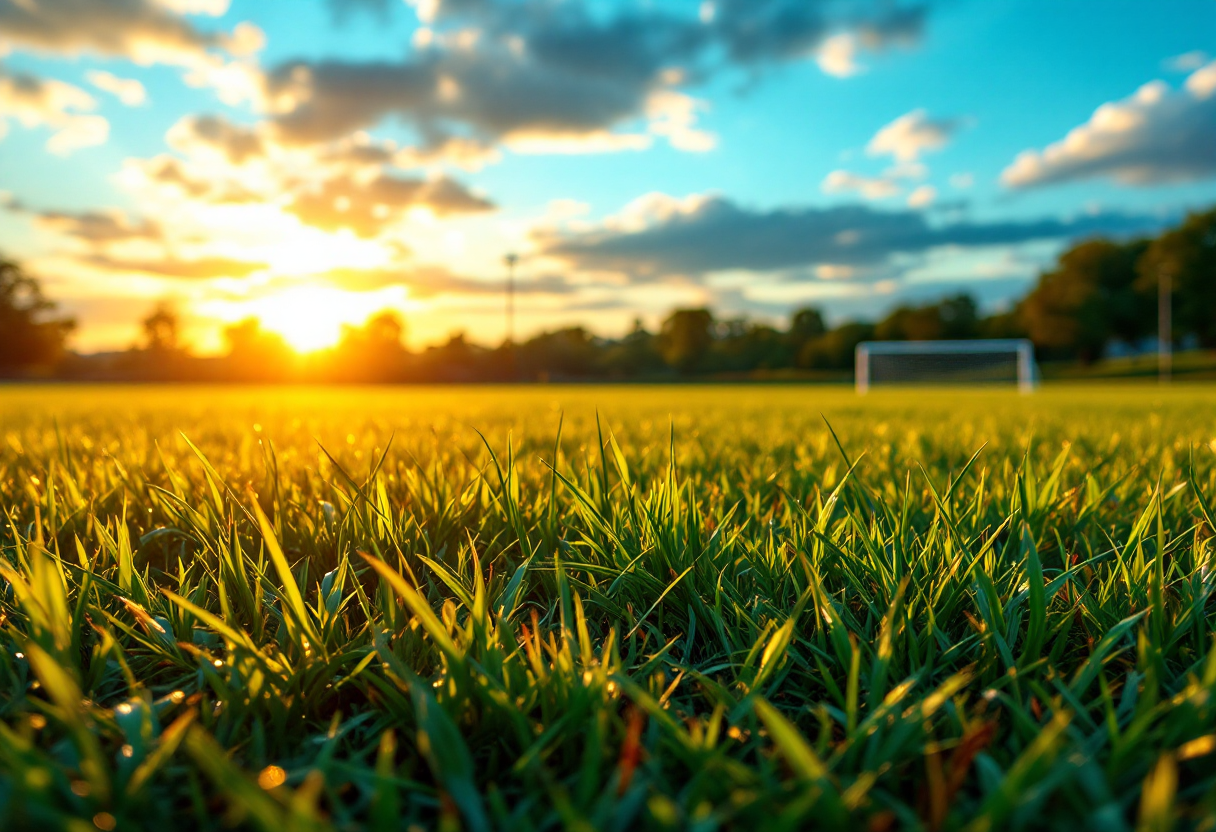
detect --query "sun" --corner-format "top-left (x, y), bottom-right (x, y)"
top-left (241, 285), bottom-right (385, 353)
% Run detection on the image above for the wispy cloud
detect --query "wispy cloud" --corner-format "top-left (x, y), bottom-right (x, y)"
top-left (85, 70), bottom-right (147, 106)
top-left (535, 192), bottom-right (1159, 278)
top-left (0, 65), bottom-right (107, 154)
top-left (868, 109), bottom-right (963, 162)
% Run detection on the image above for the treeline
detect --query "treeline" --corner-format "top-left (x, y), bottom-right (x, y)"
top-left (2, 207), bottom-right (1214, 382)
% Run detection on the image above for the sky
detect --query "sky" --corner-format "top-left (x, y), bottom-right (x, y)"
top-left (1, 0), bottom-right (1215, 354)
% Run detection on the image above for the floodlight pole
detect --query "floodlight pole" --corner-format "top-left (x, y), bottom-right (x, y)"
top-left (504, 252), bottom-right (518, 379)
top-left (1158, 266), bottom-right (1171, 385)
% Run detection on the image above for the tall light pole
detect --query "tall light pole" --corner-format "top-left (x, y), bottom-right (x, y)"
top-left (504, 252), bottom-right (518, 381)
top-left (504, 252), bottom-right (517, 348)
top-left (1159, 265), bottom-right (1171, 384)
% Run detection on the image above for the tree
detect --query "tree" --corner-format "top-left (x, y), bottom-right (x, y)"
top-left (223, 318), bottom-right (295, 380)
top-left (1020, 238), bottom-right (1151, 361)
top-left (1136, 208), bottom-right (1216, 347)
top-left (0, 258), bottom-right (75, 373)
top-left (799, 322), bottom-right (875, 370)
top-left (977, 308), bottom-right (1025, 340)
top-left (875, 294), bottom-right (979, 342)
top-left (361, 309), bottom-right (407, 352)
top-left (658, 308), bottom-right (714, 373)
top-left (602, 320), bottom-right (664, 377)
top-left (142, 302), bottom-right (182, 353)
top-left (518, 327), bottom-right (602, 379)
top-left (330, 310), bottom-right (409, 381)
top-left (417, 331), bottom-right (486, 381)
top-left (714, 321), bottom-right (789, 371)
top-left (789, 307), bottom-right (826, 343)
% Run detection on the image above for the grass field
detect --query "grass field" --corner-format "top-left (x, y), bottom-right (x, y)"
top-left (3, 384), bottom-right (1216, 831)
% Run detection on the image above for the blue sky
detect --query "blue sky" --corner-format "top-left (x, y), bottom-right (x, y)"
top-left (2, 0), bottom-right (1214, 353)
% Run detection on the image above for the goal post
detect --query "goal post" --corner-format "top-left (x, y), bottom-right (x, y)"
top-left (855, 339), bottom-right (1037, 394)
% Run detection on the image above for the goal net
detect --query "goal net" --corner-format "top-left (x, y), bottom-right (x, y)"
top-left (855, 339), bottom-right (1037, 393)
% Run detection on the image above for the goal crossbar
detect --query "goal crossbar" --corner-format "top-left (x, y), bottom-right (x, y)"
top-left (856, 339), bottom-right (1036, 394)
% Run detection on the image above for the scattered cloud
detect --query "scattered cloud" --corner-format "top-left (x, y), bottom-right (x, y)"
top-left (645, 90), bottom-right (717, 152)
top-left (906, 184), bottom-right (936, 207)
top-left (706, 0), bottom-right (926, 67)
top-left (322, 264), bottom-right (577, 297)
top-left (167, 114), bottom-right (264, 162)
top-left (286, 173), bottom-right (494, 238)
top-left (1003, 60), bottom-right (1216, 187)
top-left (535, 192), bottom-right (1158, 278)
top-left (25, 206), bottom-right (268, 284)
top-left (0, 0), bottom-right (234, 66)
top-left (822, 169), bottom-right (902, 200)
top-left (85, 70), bottom-right (147, 106)
top-left (262, 46), bottom-right (701, 157)
top-left (85, 253), bottom-right (268, 280)
top-left (263, 1), bottom-right (934, 161)
top-left (868, 108), bottom-right (962, 162)
top-left (0, 65), bottom-right (108, 154)
top-left (33, 208), bottom-right (163, 243)
top-left (816, 33), bottom-right (863, 78)
top-left (154, 0), bottom-right (231, 16)
top-left (121, 155), bottom-right (259, 204)
top-left (1166, 51), bottom-right (1209, 72)
top-left (122, 113), bottom-right (497, 240)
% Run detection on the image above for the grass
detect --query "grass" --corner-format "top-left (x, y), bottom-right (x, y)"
top-left (2, 383), bottom-right (1216, 831)
top-left (1041, 350), bottom-right (1216, 381)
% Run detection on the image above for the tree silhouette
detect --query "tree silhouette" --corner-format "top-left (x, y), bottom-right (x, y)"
top-left (798, 322), bottom-right (874, 370)
top-left (0, 258), bottom-right (75, 373)
top-left (789, 307), bottom-right (826, 343)
top-left (659, 308), bottom-right (714, 373)
top-left (223, 318), bottom-right (295, 381)
top-left (331, 311), bottom-right (409, 381)
top-left (142, 302), bottom-right (183, 354)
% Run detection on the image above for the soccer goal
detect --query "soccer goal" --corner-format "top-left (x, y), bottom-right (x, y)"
top-left (855, 339), bottom-right (1038, 393)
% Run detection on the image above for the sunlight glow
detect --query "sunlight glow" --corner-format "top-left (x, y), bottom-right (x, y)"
top-left (239, 285), bottom-right (398, 352)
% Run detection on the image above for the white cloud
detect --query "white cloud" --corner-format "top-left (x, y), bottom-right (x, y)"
top-left (646, 90), bottom-right (717, 152)
top-left (225, 22), bottom-right (266, 57)
top-left (816, 33), bottom-right (863, 78)
top-left (822, 169), bottom-right (901, 200)
top-left (1003, 60), bottom-right (1216, 188)
top-left (601, 191), bottom-right (715, 235)
top-left (906, 185), bottom-right (936, 208)
top-left (868, 109), bottom-right (962, 162)
top-left (86, 70), bottom-right (147, 106)
top-left (0, 67), bottom-right (108, 154)
top-left (949, 172), bottom-right (974, 189)
top-left (153, 0), bottom-right (231, 14)
top-left (0, 0), bottom-right (229, 67)
top-left (45, 112), bottom-right (108, 154)
top-left (1166, 51), bottom-right (1209, 72)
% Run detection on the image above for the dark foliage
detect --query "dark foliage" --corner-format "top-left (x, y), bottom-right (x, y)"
top-left (0, 259), bottom-right (75, 374)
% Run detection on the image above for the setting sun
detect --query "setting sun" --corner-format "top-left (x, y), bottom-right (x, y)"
top-left (239, 285), bottom-right (399, 353)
